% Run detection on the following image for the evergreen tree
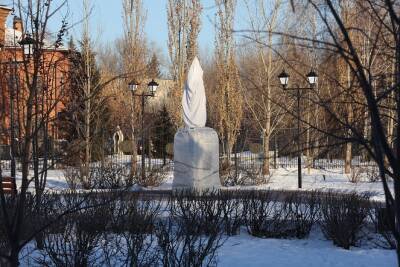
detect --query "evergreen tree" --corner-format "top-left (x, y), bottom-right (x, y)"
top-left (59, 37), bottom-right (111, 165)
top-left (152, 105), bottom-right (174, 161)
top-left (147, 53), bottom-right (161, 79)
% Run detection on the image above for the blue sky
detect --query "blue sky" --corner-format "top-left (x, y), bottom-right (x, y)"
top-left (65, 0), bottom-right (231, 53)
top-left (2, 0), bottom-right (251, 59)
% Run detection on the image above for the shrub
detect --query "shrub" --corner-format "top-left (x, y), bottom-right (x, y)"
top-left (365, 167), bottom-right (380, 183)
top-left (90, 162), bottom-right (130, 189)
top-left (240, 165), bottom-right (269, 185)
top-left (346, 166), bottom-right (364, 183)
top-left (63, 167), bottom-right (81, 190)
top-left (39, 195), bottom-right (112, 266)
top-left (219, 190), bottom-right (243, 236)
top-left (155, 216), bottom-right (224, 267)
top-left (243, 190), bottom-right (294, 238)
top-left (320, 191), bottom-right (369, 249)
top-left (219, 160), bottom-right (234, 186)
top-left (367, 202), bottom-right (396, 249)
top-left (135, 165), bottom-right (168, 187)
top-left (170, 190), bottom-right (223, 236)
top-left (106, 195), bottom-right (161, 266)
top-left (64, 163), bottom-right (131, 190)
top-left (285, 191), bottom-right (319, 238)
top-left (221, 163), bottom-right (267, 186)
top-left (242, 190), bottom-right (318, 239)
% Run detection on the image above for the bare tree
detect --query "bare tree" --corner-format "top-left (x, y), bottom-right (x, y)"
top-left (0, 0), bottom-right (69, 265)
top-left (121, 0), bottom-right (148, 177)
top-left (240, 0), bottom-right (286, 176)
top-left (81, 0), bottom-right (92, 182)
top-left (167, 0), bottom-right (202, 128)
top-left (240, 0), bottom-right (400, 262)
top-left (214, 0), bottom-right (243, 172)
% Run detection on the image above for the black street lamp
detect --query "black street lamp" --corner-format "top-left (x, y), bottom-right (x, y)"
top-left (128, 79), bottom-right (159, 182)
top-left (278, 69), bottom-right (318, 189)
top-left (18, 33), bottom-right (35, 58)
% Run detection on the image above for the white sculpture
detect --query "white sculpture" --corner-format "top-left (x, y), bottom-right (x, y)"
top-left (182, 57), bottom-right (207, 128)
top-left (173, 57), bottom-right (220, 190)
top-left (113, 126), bottom-right (124, 155)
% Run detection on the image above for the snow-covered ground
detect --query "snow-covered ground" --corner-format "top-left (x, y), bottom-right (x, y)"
top-left (158, 168), bottom-right (389, 202)
top-left (4, 167), bottom-right (390, 202)
top-left (5, 165), bottom-right (395, 267)
top-left (18, 230), bottom-right (396, 267)
top-left (239, 168), bottom-right (387, 202)
top-left (219, 231), bottom-right (396, 267)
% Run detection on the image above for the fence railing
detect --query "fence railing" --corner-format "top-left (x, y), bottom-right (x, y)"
top-left (220, 152), bottom-right (377, 171)
top-left (1, 152), bottom-right (377, 173)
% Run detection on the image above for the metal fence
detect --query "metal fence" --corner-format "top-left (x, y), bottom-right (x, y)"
top-left (220, 152), bottom-right (377, 172)
top-left (1, 153), bottom-right (377, 174)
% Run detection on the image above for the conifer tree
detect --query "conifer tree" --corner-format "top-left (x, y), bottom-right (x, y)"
top-left (147, 53), bottom-right (161, 79)
top-left (61, 37), bottom-right (111, 183)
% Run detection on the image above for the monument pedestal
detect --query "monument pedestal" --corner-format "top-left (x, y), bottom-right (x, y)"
top-left (173, 127), bottom-right (220, 190)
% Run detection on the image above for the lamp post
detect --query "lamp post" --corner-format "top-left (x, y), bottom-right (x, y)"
top-left (18, 34), bottom-right (35, 59)
top-left (128, 79), bottom-right (159, 182)
top-left (278, 69), bottom-right (318, 188)
top-left (1, 34), bottom-right (34, 181)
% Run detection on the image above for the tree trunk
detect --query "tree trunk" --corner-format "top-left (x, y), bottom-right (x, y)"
top-left (82, 0), bottom-right (91, 188)
top-left (226, 138), bottom-right (232, 169)
top-left (130, 99), bottom-right (137, 181)
top-left (306, 91), bottom-right (312, 174)
top-left (130, 135), bottom-right (137, 181)
top-left (345, 141), bottom-right (352, 174)
top-left (344, 66), bottom-right (353, 174)
top-left (262, 130), bottom-right (270, 176)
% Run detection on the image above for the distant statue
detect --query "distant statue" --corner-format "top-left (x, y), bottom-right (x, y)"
top-left (113, 126), bottom-right (124, 155)
top-left (173, 57), bottom-right (220, 190)
top-left (182, 57), bottom-right (207, 128)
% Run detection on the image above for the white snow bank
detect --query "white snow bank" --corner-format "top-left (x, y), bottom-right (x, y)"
top-left (218, 231), bottom-right (396, 267)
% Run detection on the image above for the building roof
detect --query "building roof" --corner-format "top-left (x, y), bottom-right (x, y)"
top-left (4, 24), bottom-right (68, 51)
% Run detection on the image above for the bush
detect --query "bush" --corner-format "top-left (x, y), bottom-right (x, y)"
top-left (243, 190), bottom-right (318, 239)
top-left (156, 216), bottom-right (224, 267)
top-left (106, 195), bottom-right (161, 266)
top-left (366, 167), bottom-right (380, 183)
top-left (170, 190), bottom-right (223, 236)
top-left (133, 165), bottom-right (168, 187)
top-left (219, 160), bottom-right (235, 186)
top-left (64, 163), bottom-right (130, 190)
top-left (346, 166), bottom-right (364, 183)
top-left (63, 167), bottom-right (81, 190)
top-left (219, 191), bottom-right (243, 236)
top-left (367, 202), bottom-right (396, 249)
top-left (285, 191), bottom-right (319, 238)
top-left (320, 191), bottom-right (369, 249)
top-left (39, 195), bottom-right (112, 266)
top-left (243, 190), bottom-right (294, 238)
top-left (240, 165), bottom-right (269, 185)
top-left (90, 162), bottom-right (130, 189)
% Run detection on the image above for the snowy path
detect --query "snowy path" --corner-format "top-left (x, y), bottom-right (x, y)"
top-left (218, 232), bottom-right (396, 267)
top-left (3, 167), bottom-right (391, 202)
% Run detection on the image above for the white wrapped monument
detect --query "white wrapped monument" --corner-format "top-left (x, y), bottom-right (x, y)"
top-left (172, 57), bottom-right (221, 190)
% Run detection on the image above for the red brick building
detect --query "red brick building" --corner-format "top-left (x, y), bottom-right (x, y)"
top-left (0, 6), bottom-right (70, 150)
